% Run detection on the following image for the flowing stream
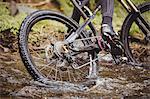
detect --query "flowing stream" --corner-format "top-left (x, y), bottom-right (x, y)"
top-left (0, 52), bottom-right (150, 98)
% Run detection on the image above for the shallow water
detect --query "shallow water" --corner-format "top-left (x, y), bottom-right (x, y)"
top-left (0, 52), bottom-right (150, 98)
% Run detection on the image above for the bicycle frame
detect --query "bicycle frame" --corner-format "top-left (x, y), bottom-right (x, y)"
top-left (118, 0), bottom-right (139, 12)
top-left (65, 0), bottom-right (140, 44)
top-left (118, 0), bottom-right (149, 37)
top-left (71, 0), bottom-right (139, 16)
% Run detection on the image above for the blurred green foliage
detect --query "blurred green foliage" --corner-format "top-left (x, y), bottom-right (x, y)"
top-left (54, 0), bottom-right (149, 31)
top-left (0, 0), bottom-right (149, 35)
top-left (0, 4), bottom-right (27, 35)
top-left (51, 0), bottom-right (73, 15)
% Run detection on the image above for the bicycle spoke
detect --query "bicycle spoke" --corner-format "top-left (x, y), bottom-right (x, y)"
top-left (55, 66), bottom-right (58, 80)
top-left (138, 14), bottom-right (150, 31)
top-left (59, 71), bottom-right (63, 81)
top-left (135, 14), bottom-right (150, 36)
top-left (70, 71), bottom-right (77, 82)
top-left (39, 60), bottom-right (56, 71)
top-left (129, 36), bottom-right (148, 45)
top-left (47, 67), bottom-right (53, 80)
top-left (20, 9), bottom-right (98, 84)
top-left (130, 8), bottom-right (150, 64)
top-left (67, 70), bottom-right (71, 82)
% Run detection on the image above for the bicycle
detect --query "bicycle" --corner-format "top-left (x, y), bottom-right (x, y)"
top-left (19, 0), bottom-right (150, 85)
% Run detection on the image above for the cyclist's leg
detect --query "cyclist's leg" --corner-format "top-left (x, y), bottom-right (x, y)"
top-left (71, 1), bottom-right (99, 81)
top-left (101, 0), bottom-right (114, 27)
top-left (100, 0), bottom-right (116, 36)
top-left (71, 0), bottom-right (89, 23)
top-left (100, 0), bottom-right (124, 61)
top-left (71, 5), bottom-right (80, 23)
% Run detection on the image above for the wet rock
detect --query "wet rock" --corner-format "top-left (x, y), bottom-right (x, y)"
top-left (11, 79), bottom-right (89, 98)
top-left (13, 83), bottom-right (87, 98)
top-left (0, 52), bottom-right (150, 98)
top-left (85, 77), bottom-right (150, 98)
top-left (126, 83), bottom-right (144, 91)
top-left (144, 79), bottom-right (150, 85)
top-left (11, 68), bottom-right (23, 75)
top-left (117, 77), bottom-right (127, 81)
top-left (98, 53), bottom-right (113, 62)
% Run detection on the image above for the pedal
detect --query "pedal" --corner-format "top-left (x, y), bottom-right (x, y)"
top-left (111, 40), bottom-right (124, 55)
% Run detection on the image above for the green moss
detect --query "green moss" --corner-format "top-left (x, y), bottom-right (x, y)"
top-left (0, 0), bottom-right (149, 35)
top-left (0, 4), bottom-right (27, 35)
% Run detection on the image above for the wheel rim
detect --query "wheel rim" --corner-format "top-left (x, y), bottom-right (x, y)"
top-left (27, 18), bottom-right (90, 83)
top-left (127, 9), bottom-right (150, 65)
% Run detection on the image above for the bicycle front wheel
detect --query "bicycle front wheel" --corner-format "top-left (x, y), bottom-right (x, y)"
top-left (121, 2), bottom-right (150, 66)
top-left (19, 10), bottom-right (91, 84)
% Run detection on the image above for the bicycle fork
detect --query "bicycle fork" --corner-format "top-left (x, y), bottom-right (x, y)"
top-left (119, 0), bottom-right (150, 40)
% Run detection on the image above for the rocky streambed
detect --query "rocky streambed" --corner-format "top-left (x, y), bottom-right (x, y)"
top-left (0, 52), bottom-right (150, 98)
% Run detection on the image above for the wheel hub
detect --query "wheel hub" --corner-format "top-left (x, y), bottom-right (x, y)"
top-left (53, 41), bottom-right (66, 58)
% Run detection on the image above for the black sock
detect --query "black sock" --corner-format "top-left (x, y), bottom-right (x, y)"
top-left (102, 16), bottom-right (112, 26)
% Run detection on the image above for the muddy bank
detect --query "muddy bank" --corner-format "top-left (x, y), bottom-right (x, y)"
top-left (0, 52), bottom-right (150, 98)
